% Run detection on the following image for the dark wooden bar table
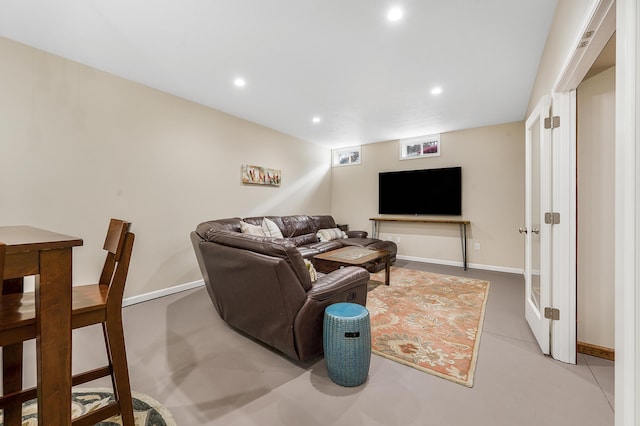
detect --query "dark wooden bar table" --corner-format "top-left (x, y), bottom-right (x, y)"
top-left (0, 226), bottom-right (82, 425)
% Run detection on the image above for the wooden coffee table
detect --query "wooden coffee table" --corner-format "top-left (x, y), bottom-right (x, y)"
top-left (314, 246), bottom-right (391, 285)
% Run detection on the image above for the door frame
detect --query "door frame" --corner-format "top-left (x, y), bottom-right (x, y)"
top-left (615, 1), bottom-right (639, 425)
top-left (550, 0), bottom-right (640, 424)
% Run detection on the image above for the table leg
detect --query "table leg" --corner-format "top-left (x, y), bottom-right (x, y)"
top-left (460, 223), bottom-right (468, 271)
top-left (35, 248), bottom-right (73, 424)
top-left (384, 253), bottom-right (391, 285)
top-left (2, 277), bottom-right (25, 425)
top-left (2, 343), bottom-right (24, 426)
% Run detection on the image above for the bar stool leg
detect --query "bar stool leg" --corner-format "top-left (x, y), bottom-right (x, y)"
top-left (103, 319), bottom-right (135, 426)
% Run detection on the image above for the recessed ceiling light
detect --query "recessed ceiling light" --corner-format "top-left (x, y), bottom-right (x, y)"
top-left (233, 78), bottom-right (246, 87)
top-left (387, 7), bottom-right (403, 21)
top-left (431, 87), bottom-right (443, 95)
top-left (312, 116), bottom-right (321, 124)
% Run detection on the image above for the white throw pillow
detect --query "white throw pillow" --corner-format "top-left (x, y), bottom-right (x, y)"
top-left (240, 221), bottom-right (266, 236)
top-left (304, 259), bottom-right (318, 282)
top-left (262, 218), bottom-right (284, 238)
top-left (316, 228), bottom-right (348, 242)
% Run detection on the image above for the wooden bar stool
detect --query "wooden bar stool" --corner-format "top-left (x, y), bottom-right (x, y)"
top-left (0, 219), bottom-right (136, 425)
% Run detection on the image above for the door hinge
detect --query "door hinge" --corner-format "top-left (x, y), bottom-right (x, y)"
top-left (544, 307), bottom-right (560, 321)
top-left (544, 116), bottom-right (560, 129)
top-left (544, 212), bottom-right (560, 224)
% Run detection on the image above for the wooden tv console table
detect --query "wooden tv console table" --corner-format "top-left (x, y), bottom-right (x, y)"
top-left (369, 217), bottom-right (471, 270)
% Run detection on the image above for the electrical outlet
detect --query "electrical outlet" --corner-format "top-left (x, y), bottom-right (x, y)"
top-left (474, 242), bottom-right (481, 250)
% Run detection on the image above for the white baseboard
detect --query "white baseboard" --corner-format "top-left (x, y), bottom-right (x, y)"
top-left (123, 279), bottom-right (204, 307)
top-left (396, 255), bottom-right (524, 275)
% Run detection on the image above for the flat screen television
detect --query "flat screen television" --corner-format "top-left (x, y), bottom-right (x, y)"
top-left (378, 167), bottom-right (462, 215)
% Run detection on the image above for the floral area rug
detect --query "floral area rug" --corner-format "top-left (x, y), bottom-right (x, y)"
top-left (368, 267), bottom-right (490, 387)
top-left (0, 387), bottom-right (176, 426)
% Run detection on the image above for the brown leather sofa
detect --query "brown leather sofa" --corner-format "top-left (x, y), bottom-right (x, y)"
top-left (194, 215), bottom-right (397, 272)
top-left (190, 215), bottom-right (397, 361)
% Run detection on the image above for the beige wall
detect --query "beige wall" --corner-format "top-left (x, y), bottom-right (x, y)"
top-left (331, 121), bottom-right (525, 272)
top-left (527, 0), bottom-right (595, 115)
top-left (577, 66), bottom-right (615, 349)
top-left (0, 36), bottom-right (332, 298)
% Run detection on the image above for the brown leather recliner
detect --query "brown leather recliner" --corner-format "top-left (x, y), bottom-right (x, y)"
top-left (190, 229), bottom-right (370, 362)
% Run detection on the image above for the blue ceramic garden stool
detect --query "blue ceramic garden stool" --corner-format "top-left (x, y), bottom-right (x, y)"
top-left (323, 302), bottom-right (371, 387)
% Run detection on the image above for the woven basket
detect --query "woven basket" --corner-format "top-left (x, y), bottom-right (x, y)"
top-left (323, 303), bottom-right (371, 387)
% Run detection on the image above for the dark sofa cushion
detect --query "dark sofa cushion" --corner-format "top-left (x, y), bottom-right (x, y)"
top-left (290, 233), bottom-right (319, 246)
top-left (340, 238), bottom-right (398, 256)
top-left (346, 230), bottom-right (368, 238)
top-left (297, 246), bottom-right (321, 259)
top-left (281, 215), bottom-right (316, 238)
top-left (309, 215), bottom-right (337, 232)
top-left (303, 240), bottom-right (344, 253)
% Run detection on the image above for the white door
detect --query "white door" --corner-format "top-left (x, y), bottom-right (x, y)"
top-left (523, 95), bottom-right (553, 354)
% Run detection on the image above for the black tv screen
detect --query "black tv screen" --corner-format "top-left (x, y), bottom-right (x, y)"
top-left (378, 167), bottom-right (462, 215)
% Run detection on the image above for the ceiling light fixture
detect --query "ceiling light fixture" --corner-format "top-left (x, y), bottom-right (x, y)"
top-left (233, 78), bottom-right (246, 87)
top-left (431, 87), bottom-right (443, 95)
top-left (312, 116), bottom-right (321, 124)
top-left (387, 7), bottom-right (403, 22)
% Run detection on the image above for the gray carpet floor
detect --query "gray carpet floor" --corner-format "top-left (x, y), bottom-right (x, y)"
top-left (4, 260), bottom-right (614, 425)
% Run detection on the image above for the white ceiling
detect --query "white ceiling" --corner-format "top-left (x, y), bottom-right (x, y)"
top-left (0, 1), bottom-right (558, 149)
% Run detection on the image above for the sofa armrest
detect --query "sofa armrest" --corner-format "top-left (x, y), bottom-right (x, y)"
top-left (307, 266), bottom-right (370, 301)
top-left (294, 266), bottom-right (369, 360)
top-left (346, 230), bottom-right (368, 238)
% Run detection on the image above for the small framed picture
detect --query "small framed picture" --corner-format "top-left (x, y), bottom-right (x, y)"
top-left (400, 134), bottom-right (440, 160)
top-left (241, 164), bottom-right (281, 186)
top-left (332, 146), bottom-right (361, 167)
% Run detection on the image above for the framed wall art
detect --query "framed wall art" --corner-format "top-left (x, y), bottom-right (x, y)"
top-left (332, 146), bottom-right (361, 167)
top-left (400, 134), bottom-right (440, 160)
top-left (241, 164), bottom-right (281, 186)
